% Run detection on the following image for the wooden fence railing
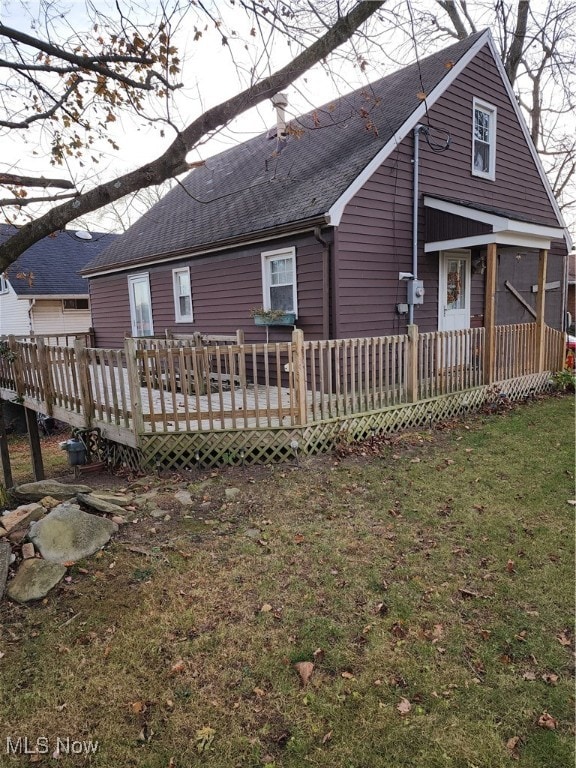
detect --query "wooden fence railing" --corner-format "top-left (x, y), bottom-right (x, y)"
top-left (303, 335), bottom-right (409, 421)
top-left (0, 331), bottom-right (94, 348)
top-left (494, 323), bottom-right (565, 381)
top-left (418, 327), bottom-right (485, 399)
top-left (0, 323), bottom-right (567, 443)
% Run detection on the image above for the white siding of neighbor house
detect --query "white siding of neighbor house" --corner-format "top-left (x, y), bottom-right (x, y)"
top-left (0, 283), bottom-right (31, 336)
top-left (31, 300), bottom-right (91, 335)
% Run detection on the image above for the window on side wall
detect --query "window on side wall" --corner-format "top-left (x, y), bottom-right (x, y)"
top-left (63, 298), bottom-right (89, 310)
top-left (172, 267), bottom-right (193, 323)
top-left (261, 248), bottom-right (297, 315)
top-left (472, 99), bottom-right (496, 180)
top-left (0, 275), bottom-right (8, 293)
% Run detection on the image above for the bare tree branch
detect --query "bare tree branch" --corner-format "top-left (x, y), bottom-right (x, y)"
top-left (0, 173), bottom-right (75, 189)
top-left (0, 192), bottom-right (77, 207)
top-left (0, 1), bottom-right (384, 271)
top-left (0, 23), bottom-right (175, 91)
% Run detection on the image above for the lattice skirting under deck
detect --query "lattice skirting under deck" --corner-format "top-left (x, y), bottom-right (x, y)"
top-left (102, 372), bottom-right (553, 471)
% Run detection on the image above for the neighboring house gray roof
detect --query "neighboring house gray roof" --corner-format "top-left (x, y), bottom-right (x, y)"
top-left (84, 31), bottom-right (488, 275)
top-left (0, 225), bottom-right (116, 297)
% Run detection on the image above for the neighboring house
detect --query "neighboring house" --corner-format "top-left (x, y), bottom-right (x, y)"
top-left (0, 226), bottom-right (116, 339)
top-left (83, 30), bottom-right (570, 348)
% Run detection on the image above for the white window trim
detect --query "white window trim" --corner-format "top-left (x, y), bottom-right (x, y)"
top-left (472, 98), bottom-right (497, 181)
top-left (0, 275), bottom-right (8, 294)
top-left (172, 267), bottom-right (193, 323)
top-left (261, 247), bottom-right (298, 317)
top-left (128, 272), bottom-right (154, 337)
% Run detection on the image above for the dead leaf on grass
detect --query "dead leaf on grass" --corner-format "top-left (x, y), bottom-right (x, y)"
top-left (194, 726), bottom-right (216, 753)
top-left (313, 647), bottom-right (325, 663)
top-left (506, 736), bottom-right (521, 759)
top-left (556, 630), bottom-right (572, 647)
top-left (521, 671), bottom-right (536, 681)
top-left (541, 673), bottom-right (559, 686)
top-left (322, 730), bottom-right (333, 745)
top-left (137, 724), bottom-right (154, 742)
top-left (170, 660), bottom-right (186, 674)
top-left (260, 603), bottom-right (273, 613)
top-left (537, 712), bottom-right (557, 730)
top-left (341, 671), bottom-right (355, 680)
top-left (131, 700), bottom-right (147, 713)
top-left (390, 621), bottom-right (408, 639)
top-left (294, 661), bottom-right (314, 686)
top-left (506, 559), bottom-right (516, 573)
top-left (396, 697), bottom-right (412, 715)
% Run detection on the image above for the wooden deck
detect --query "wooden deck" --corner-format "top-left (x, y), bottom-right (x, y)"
top-left (0, 323), bottom-right (567, 468)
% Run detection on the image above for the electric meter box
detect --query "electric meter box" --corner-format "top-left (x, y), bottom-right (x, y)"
top-left (407, 279), bottom-right (425, 305)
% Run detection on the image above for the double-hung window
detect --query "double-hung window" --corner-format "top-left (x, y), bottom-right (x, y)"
top-left (0, 275), bottom-right (8, 294)
top-left (472, 99), bottom-right (496, 180)
top-left (261, 248), bottom-right (297, 315)
top-left (173, 267), bottom-right (193, 323)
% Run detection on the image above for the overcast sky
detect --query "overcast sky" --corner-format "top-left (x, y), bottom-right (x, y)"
top-left (1, 0), bottom-right (573, 235)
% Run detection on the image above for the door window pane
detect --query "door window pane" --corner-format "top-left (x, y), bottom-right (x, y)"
top-left (446, 259), bottom-right (467, 310)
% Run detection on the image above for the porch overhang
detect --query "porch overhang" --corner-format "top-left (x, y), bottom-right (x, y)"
top-left (423, 196), bottom-right (565, 253)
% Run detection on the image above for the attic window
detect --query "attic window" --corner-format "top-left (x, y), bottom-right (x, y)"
top-left (0, 275), bottom-right (7, 294)
top-left (63, 298), bottom-right (89, 310)
top-left (472, 99), bottom-right (496, 180)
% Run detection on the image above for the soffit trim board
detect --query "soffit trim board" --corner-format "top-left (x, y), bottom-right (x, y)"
top-left (425, 232), bottom-right (552, 252)
top-left (424, 196), bottom-right (564, 239)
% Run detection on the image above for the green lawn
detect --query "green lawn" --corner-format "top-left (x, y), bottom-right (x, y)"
top-left (0, 395), bottom-right (574, 767)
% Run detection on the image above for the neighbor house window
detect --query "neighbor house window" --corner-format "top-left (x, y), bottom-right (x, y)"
top-left (172, 267), bottom-right (193, 323)
top-left (472, 99), bottom-right (496, 180)
top-left (0, 275), bottom-right (8, 293)
top-left (63, 298), bottom-right (89, 310)
top-left (261, 248), bottom-right (297, 315)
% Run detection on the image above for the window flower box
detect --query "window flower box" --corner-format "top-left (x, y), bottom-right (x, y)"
top-left (250, 308), bottom-right (296, 326)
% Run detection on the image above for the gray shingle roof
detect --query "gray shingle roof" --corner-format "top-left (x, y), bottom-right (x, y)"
top-left (85, 32), bottom-right (486, 274)
top-left (0, 225), bottom-right (116, 296)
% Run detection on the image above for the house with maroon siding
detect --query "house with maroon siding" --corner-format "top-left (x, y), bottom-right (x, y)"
top-left (83, 30), bottom-right (570, 349)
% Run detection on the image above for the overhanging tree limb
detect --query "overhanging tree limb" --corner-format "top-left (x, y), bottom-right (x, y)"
top-left (0, 174), bottom-right (75, 189)
top-left (0, 0), bottom-right (384, 271)
top-left (0, 23), bottom-right (174, 91)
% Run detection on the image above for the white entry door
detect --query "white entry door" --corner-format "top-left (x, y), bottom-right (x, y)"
top-left (128, 274), bottom-right (154, 337)
top-left (438, 250), bottom-right (471, 331)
